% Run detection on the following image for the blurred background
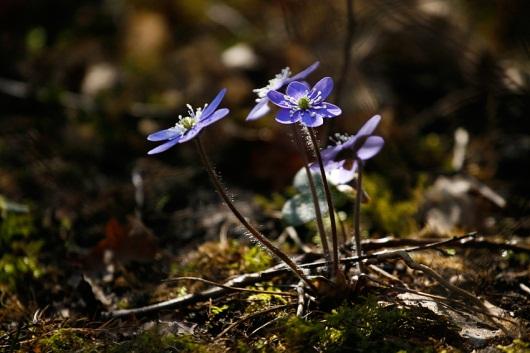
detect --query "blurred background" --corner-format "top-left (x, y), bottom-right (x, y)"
top-left (1, 0), bottom-right (529, 320)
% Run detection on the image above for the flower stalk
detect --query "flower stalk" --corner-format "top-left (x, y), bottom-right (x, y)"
top-left (353, 158), bottom-right (364, 272)
top-left (194, 136), bottom-right (318, 294)
top-left (291, 125), bottom-right (332, 276)
top-left (307, 127), bottom-right (340, 278)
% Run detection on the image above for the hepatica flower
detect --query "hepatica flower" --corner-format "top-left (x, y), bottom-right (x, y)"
top-left (246, 61), bottom-right (319, 121)
top-left (267, 77), bottom-right (342, 127)
top-left (147, 89), bottom-right (229, 154)
top-left (316, 115), bottom-right (384, 184)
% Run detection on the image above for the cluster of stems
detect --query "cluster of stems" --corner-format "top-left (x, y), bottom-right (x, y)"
top-left (195, 124), bottom-right (365, 294)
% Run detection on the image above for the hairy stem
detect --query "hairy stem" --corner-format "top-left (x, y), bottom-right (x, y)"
top-left (307, 128), bottom-right (340, 277)
top-left (291, 125), bottom-right (332, 275)
top-left (353, 158), bottom-right (364, 272)
top-left (194, 137), bottom-right (317, 293)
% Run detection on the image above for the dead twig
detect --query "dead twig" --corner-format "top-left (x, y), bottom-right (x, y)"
top-left (391, 250), bottom-right (512, 337)
top-left (520, 283), bottom-right (530, 296)
top-left (296, 281), bottom-right (306, 317)
top-left (216, 304), bottom-right (296, 338)
top-left (360, 234), bottom-right (530, 254)
top-left (102, 233), bottom-right (475, 318)
top-left (164, 276), bottom-right (296, 297)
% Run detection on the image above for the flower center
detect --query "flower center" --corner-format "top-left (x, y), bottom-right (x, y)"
top-left (174, 115), bottom-right (198, 133)
top-left (180, 116), bottom-right (196, 130)
top-left (297, 97), bottom-right (311, 109)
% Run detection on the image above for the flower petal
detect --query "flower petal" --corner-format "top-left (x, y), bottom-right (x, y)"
top-left (201, 88), bottom-right (227, 120)
top-left (147, 138), bottom-right (181, 155)
top-left (300, 111), bottom-right (324, 127)
top-left (326, 161), bottom-right (357, 185)
top-left (197, 108), bottom-right (229, 127)
top-left (288, 61), bottom-right (320, 82)
top-left (357, 136), bottom-right (384, 160)
top-left (319, 144), bottom-right (341, 164)
top-left (147, 128), bottom-right (181, 141)
top-left (275, 108), bottom-right (297, 124)
top-left (177, 126), bottom-right (202, 144)
top-left (246, 98), bottom-right (270, 121)
top-left (316, 102), bottom-right (342, 118)
top-left (267, 90), bottom-right (291, 108)
top-left (357, 115), bottom-right (381, 137)
top-left (286, 81), bottom-right (310, 99)
top-left (310, 77), bottom-right (333, 101)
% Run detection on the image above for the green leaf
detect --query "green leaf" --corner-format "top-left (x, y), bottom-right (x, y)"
top-left (282, 192), bottom-right (329, 226)
top-left (282, 168), bottom-right (351, 226)
top-left (293, 167), bottom-right (325, 193)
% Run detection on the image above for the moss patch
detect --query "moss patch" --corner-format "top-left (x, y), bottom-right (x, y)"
top-left (277, 297), bottom-right (462, 353)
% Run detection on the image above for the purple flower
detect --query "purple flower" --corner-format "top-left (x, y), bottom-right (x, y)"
top-left (315, 115), bottom-right (384, 184)
top-left (266, 77), bottom-right (342, 127)
top-left (147, 89), bottom-right (229, 154)
top-left (246, 61), bottom-right (320, 121)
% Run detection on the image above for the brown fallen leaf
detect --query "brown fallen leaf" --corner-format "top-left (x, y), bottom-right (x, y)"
top-left (84, 216), bottom-right (158, 271)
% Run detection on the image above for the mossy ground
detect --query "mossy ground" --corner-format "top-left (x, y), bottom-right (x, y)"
top-left (3, 232), bottom-right (527, 352)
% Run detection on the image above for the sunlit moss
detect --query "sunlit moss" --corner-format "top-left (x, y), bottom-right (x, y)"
top-left (108, 328), bottom-right (224, 353)
top-left (37, 329), bottom-right (92, 353)
top-left (279, 297), bottom-right (457, 353)
top-left (0, 212), bottom-right (44, 291)
top-left (171, 240), bottom-right (273, 281)
top-left (363, 174), bottom-right (425, 235)
top-left (497, 339), bottom-right (530, 353)
top-left (241, 245), bottom-right (273, 272)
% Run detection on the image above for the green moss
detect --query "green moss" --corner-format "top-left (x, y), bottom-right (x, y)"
top-left (37, 329), bottom-right (93, 353)
top-left (171, 240), bottom-right (272, 280)
top-left (241, 245), bottom-right (273, 272)
top-left (497, 339), bottom-right (530, 353)
top-left (363, 174), bottom-right (424, 235)
top-left (280, 297), bottom-right (457, 353)
top-left (109, 329), bottom-right (215, 353)
top-left (0, 211), bottom-right (44, 291)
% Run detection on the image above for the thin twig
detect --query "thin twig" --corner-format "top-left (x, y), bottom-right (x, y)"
top-left (102, 233), bottom-right (474, 318)
top-left (216, 304), bottom-right (296, 338)
top-left (296, 281), bottom-right (306, 317)
top-left (249, 317), bottom-right (282, 337)
top-left (164, 277), bottom-right (296, 297)
top-left (393, 250), bottom-right (511, 336)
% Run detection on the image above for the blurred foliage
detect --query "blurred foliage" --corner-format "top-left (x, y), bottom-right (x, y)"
top-left (0, 202), bottom-right (44, 291)
top-left (362, 173), bottom-right (425, 235)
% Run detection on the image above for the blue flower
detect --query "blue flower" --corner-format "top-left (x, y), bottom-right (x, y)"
top-left (266, 77), bottom-right (342, 127)
top-left (246, 61), bottom-right (320, 121)
top-left (147, 89), bottom-right (229, 154)
top-left (315, 115), bottom-right (384, 184)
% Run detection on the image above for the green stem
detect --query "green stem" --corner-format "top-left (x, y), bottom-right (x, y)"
top-left (307, 127), bottom-right (340, 277)
top-left (291, 125), bottom-right (332, 275)
top-left (353, 158), bottom-right (364, 272)
top-left (194, 137), bottom-right (317, 293)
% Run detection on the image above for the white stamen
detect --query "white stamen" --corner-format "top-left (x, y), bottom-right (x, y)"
top-left (253, 67), bottom-right (292, 100)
